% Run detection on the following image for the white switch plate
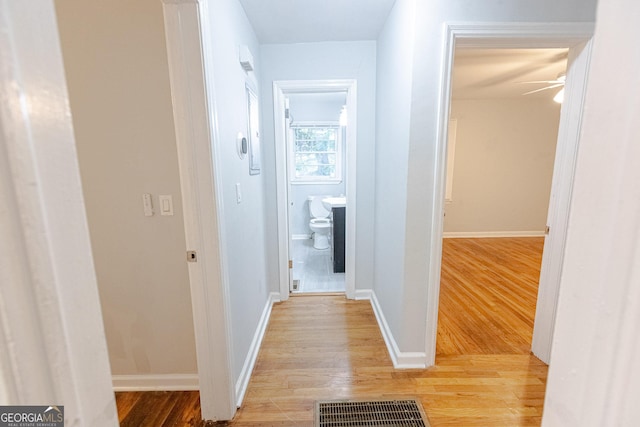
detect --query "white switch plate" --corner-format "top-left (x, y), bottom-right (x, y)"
top-left (159, 195), bottom-right (174, 216)
top-left (142, 193), bottom-right (154, 216)
top-left (235, 183), bottom-right (242, 204)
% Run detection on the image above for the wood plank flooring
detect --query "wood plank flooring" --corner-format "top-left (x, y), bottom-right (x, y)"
top-left (116, 238), bottom-right (547, 426)
top-left (437, 237), bottom-right (544, 355)
top-left (116, 390), bottom-right (202, 426)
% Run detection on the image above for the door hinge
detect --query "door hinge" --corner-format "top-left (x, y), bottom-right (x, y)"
top-left (187, 250), bottom-right (198, 262)
top-left (285, 108), bottom-right (290, 119)
top-left (288, 260), bottom-right (293, 269)
top-left (545, 225), bottom-right (550, 235)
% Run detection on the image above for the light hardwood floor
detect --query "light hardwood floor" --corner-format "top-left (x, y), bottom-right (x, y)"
top-left (437, 237), bottom-right (544, 355)
top-left (116, 238), bottom-right (547, 426)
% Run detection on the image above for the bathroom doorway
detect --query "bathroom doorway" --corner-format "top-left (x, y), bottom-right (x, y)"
top-left (273, 80), bottom-right (357, 299)
top-left (287, 92), bottom-right (347, 293)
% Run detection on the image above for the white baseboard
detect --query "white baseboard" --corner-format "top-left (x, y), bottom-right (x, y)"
top-left (357, 290), bottom-right (427, 369)
top-left (443, 230), bottom-right (545, 238)
top-left (235, 292), bottom-right (279, 407)
top-left (354, 289), bottom-right (373, 300)
top-left (112, 374), bottom-right (199, 391)
top-left (292, 234), bottom-right (311, 240)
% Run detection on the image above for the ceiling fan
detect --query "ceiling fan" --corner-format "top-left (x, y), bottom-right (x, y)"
top-left (521, 73), bottom-right (566, 103)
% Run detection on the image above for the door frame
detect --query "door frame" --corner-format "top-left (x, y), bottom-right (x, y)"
top-left (161, 0), bottom-right (236, 421)
top-left (273, 80), bottom-right (358, 300)
top-left (0, 0), bottom-right (118, 422)
top-left (425, 22), bottom-right (594, 365)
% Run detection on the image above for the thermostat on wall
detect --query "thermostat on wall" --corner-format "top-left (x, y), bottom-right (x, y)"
top-left (237, 132), bottom-right (247, 159)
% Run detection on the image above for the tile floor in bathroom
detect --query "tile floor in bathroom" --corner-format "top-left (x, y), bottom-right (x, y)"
top-left (292, 237), bottom-right (345, 293)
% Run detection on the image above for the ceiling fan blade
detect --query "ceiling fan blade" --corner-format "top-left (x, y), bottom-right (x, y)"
top-left (519, 80), bottom-right (564, 84)
top-left (522, 83), bottom-right (564, 96)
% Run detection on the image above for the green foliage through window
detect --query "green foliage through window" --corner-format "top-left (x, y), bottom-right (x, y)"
top-left (292, 125), bottom-right (340, 181)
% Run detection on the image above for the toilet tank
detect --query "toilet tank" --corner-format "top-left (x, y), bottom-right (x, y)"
top-left (307, 195), bottom-right (330, 218)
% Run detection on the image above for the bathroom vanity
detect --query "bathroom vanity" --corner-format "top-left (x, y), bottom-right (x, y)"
top-left (321, 196), bottom-right (346, 273)
top-left (331, 207), bottom-right (346, 273)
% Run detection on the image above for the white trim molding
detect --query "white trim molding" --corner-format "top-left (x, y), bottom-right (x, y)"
top-left (162, 0), bottom-right (236, 421)
top-left (443, 231), bottom-right (545, 238)
top-left (0, 2), bottom-right (117, 424)
top-left (531, 38), bottom-right (593, 363)
top-left (292, 234), bottom-right (312, 240)
top-left (424, 21), bottom-right (595, 367)
top-left (235, 293), bottom-right (280, 407)
top-left (357, 291), bottom-right (427, 369)
top-left (113, 375), bottom-right (199, 392)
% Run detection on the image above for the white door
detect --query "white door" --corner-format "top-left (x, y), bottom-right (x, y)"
top-left (285, 97), bottom-right (295, 292)
top-left (531, 40), bottom-right (593, 362)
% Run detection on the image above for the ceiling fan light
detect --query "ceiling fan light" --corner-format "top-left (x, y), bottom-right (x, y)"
top-left (553, 87), bottom-right (565, 103)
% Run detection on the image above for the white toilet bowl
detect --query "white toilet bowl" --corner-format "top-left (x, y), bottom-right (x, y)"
top-left (308, 196), bottom-right (332, 250)
top-left (309, 218), bottom-right (331, 249)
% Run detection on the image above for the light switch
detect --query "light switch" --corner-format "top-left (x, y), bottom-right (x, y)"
top-left (142, 193), bottom-right (154, 216)
top-left (159, 195), bottom-right (174, 216)
top-left (235, 183), bottom-right (242, 204)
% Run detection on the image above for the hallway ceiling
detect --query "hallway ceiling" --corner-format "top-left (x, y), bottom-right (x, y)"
top-left (238, 0), bottom-right (397, 43)
top-left (237, 2), bottom-right (568, 101)
top-left (453, 48), bottom-right (569, 100)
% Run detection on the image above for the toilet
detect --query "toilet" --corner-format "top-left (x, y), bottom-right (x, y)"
top-left (308, 195), bottom-right (332, 250)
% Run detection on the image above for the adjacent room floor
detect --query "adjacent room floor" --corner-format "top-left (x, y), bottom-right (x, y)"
top-left (116, 237), bottom-right (547, 426)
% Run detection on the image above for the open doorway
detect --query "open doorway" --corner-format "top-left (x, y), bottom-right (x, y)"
top-left (437, 48), bottom-right (567, 356)
top-left (273, 80), bottom-right (358, 300)
top-left (286, 92), bottom-right (348, 293)
top-left (424, 23), bottom-right (594, 366)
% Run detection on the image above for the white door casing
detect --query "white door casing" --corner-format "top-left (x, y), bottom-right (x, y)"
top-left (0, 1), bottom-right (118, 424)
top-left (161, 0), bottom-right (236, 421)
top-left (425, 22), bottom-right (594, 366)
top-left (273, 80), bottom-right (358, 300)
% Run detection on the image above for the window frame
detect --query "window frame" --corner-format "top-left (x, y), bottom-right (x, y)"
top-left (289, 121), bottom-right (343, 184)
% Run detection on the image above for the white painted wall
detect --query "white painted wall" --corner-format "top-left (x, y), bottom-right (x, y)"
top-left (444, 99), bottom-right (560, 234)
top-left (200, 0), bottom-right (272, 384)
top-left (373, 0), bottom-right (415, 347)
top-left (55, 0), bottom-right (197, 378)
top-left (288, 93), bottom-right (346, 236)
top-left (542, 0), bottom-right (640, 424)
top-left (374, 0), bottom-right (598, 353)
top-left (261, 41), bottom-right (377, 291)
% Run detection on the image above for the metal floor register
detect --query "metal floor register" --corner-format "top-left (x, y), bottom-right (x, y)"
top-left (315, 398), bottom-right (430, 427)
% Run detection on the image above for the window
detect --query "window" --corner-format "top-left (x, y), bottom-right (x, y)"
top-left (290, 123), bottom-right (342, 183)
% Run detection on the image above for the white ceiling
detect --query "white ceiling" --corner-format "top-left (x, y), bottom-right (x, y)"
top-left (453, 48), bottom-right (569, 100)
top-left (237, 2), bottom-right (568, 101)
top-left (238, 0), bottom-right (397, 44)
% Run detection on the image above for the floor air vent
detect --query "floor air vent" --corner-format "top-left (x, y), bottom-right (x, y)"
top-left (315, 398), bottom-right (430, 427)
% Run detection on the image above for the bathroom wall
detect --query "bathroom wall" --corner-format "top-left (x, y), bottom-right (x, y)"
top-left (288, 93), bottom-right (347, 237)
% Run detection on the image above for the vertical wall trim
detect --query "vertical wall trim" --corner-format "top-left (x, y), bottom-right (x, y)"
top-left (0, 1), bottom-right (117, 424)
top-left (161, 0), bottom-right (236, 421)
top-left (531, 39), bottom-right (593, 362)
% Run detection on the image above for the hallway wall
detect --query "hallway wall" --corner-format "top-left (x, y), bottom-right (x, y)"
top-left (374, 0), bottom-right (598, 354)
top-left (201, 0), bottom-right (271, 386)
top-left (55, 0), bottom-right (197, 379)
